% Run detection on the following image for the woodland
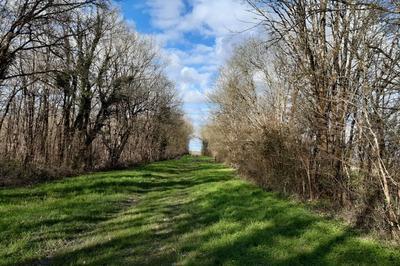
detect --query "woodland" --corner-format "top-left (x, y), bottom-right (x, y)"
top-left (0, 0), bottom-right (192, 186)
top-left (0, 1), bottom-right (400, 264)
top-left (203, 0), bottom-right (400, 238)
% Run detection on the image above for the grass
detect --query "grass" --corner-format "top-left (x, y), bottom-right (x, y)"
top-left (0, 156), bottom-right (399, 265)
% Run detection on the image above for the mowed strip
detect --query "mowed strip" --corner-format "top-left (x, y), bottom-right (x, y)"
top-left (0, 156), bottom-right (399, 265)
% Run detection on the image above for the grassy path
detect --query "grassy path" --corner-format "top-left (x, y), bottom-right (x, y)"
top-left (1, 156), bottom-right (399, 265)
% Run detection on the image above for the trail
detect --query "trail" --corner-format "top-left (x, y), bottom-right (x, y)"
top-left (0, 156), bottom-right (399, 265)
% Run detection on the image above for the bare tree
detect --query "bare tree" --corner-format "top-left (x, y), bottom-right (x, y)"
top-left (0, 2), bottom-right (192, 186)
top-left (204, 0), bottom-right (400, 237)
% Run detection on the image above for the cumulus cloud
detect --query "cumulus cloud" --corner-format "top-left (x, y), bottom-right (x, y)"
top-left (183, 89), bottom-right (208, 104)
top-left (140, 0), bottom-right (260, 126)
top-left (161, 49), bottom-right (212, 100)
top-left (147, 0), bottom-right (255, 37)
top-left (147, 0), bottom-right (184, 29)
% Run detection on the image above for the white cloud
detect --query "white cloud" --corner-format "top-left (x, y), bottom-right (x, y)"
top-left (161, 49), bottom-right (212, 104)
top-left (183, 90), bottom-right (207, 104)
top-left (147, 0), bottom-right (185, 29)
top-left (140, 0), bottom-right (261, 126)
top-left (180, 67), bottom-right (210, 87)
top-left (183, 104), bottom-right (210, 135)
top-left (147, 0), bottom-right (256, 38)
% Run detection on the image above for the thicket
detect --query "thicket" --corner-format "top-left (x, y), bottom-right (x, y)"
top-left (203, 0), bottom-right (400, 238)
top-left (0, 1), bottom-right (192, 186)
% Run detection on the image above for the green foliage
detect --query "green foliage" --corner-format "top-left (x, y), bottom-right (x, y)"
top-left (0, 156), bottom-right (399, 265)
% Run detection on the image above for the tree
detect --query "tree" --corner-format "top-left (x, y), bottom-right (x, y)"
top-left (204, 0), bottom-right (400, 236)
top-left (0, 2), bottom-right (191, 185)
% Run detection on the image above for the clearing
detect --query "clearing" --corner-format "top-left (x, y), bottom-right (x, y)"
top-left (0, 156), bottom-right (399, 265)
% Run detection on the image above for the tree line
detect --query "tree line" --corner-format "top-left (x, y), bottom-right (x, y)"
top-left (0, 0), bottom-right (192, 185)
top-left (203, 0), bottom-right (400, 237)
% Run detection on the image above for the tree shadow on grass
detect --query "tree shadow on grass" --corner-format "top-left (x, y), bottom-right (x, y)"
top-left (0, 157), bottom-right (230, 201)
top-left (0, 157), bottom-right (234, 265)
top-left (26, 182), bottom-right (400, 265)
top-left (4, 157), bottom-right (400, 266)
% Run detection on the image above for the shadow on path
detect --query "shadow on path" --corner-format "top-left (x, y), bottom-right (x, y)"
top-left (1, 156), bottom-right (398, 266)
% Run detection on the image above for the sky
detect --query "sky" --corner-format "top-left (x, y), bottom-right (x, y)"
top-left (118, 0), bottom-right (259, 152)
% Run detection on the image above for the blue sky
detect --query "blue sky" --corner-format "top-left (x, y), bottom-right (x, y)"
top-left (118, 0), bottom-right (257, 151)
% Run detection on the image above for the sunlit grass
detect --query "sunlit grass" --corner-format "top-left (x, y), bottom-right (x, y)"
top-left (0, 156), bottom-right (399, 265)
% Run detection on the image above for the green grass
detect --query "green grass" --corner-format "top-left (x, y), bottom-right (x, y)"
top-left (1, 156), bottom-right (399, 265)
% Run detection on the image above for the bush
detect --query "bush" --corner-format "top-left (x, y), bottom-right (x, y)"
top-left (0, 160), bottom-right (76, 187)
